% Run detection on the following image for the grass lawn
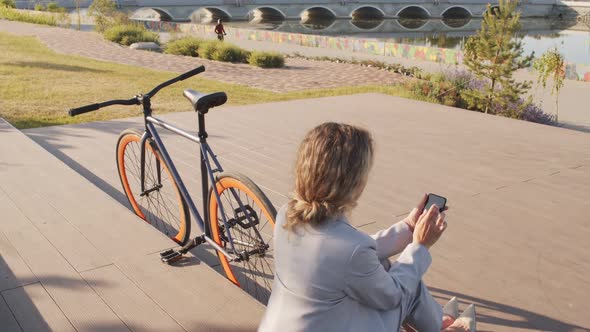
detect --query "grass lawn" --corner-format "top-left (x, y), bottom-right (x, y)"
top-left (0, 32), bottom-right (429, 129)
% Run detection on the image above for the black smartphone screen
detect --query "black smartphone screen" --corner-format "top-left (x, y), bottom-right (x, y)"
top-left (424, 194), bottom-right (447, 213)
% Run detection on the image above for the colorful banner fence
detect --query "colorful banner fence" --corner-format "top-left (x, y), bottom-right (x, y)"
top-left (141, 20), bottom-right (589, 82)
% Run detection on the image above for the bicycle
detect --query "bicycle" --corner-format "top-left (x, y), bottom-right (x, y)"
top-left (68, 66), bottom-right (277, 304)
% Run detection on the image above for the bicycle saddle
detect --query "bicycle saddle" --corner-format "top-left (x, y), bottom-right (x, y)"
top-left (183, 89), bottom-right (227, 113)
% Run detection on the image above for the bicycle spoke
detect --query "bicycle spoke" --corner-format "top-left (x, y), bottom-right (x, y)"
top-left (120, 134), bottom-right (188, 244)
top-left (212, 176), bottom-right (276, 304)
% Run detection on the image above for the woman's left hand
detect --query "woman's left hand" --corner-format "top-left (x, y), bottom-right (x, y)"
top-left (404, 194), bottom-right (428, 231)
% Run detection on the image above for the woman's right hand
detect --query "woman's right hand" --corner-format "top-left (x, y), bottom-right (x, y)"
top-left (412, 204), bottom-right (447, 249)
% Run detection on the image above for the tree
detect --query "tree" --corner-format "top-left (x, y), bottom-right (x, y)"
top-left (0, 0), bottom-right (16, 8)
top-left (533, 47), bottom-right (565, 123)
top-left (462, 0), bottom-right (534, 116)
top-left (88, 0), bottom-right (117, 32)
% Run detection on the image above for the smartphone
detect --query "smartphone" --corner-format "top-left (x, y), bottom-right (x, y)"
top-left (424, 193), bottom-right (447, 213)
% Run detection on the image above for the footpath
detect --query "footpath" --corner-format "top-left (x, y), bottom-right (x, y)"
top-left (0, 20), bottom-right (403, 92)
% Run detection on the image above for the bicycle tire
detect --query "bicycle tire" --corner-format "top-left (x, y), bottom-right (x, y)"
top-left (116, 128), bottom-right (191, 245)
top-left (209, 172), bottom-right (277, 304)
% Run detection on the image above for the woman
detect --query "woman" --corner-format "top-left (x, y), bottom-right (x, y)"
top-left (259, 123), bottom-right (476, 332)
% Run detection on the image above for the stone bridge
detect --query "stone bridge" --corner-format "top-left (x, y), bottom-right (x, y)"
top-left (18, 0), bottom-right (562, 21)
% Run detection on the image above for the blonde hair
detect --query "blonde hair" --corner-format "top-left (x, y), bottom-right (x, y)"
top-left (285, 122), bottom-right (374, 231)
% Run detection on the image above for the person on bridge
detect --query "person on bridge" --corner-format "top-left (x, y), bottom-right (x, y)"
top-left (214, 19), bottom-right (226, 41)
top-left (259, 123), bottom-right (477, 332)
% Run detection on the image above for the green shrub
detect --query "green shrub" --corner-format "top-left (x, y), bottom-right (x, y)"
top-left (198, 40), bottom-right (221, 60)
top-left (34, 3), bottom-right (45, 11)
top-left (0, 6), bottom-right (57, 25)
top-left (103, 24), bottom-right (159, 46)
top-left (46, 1), bottom-right (65, 12)
top-left (248, 51), bottom-right (285, 68)
top-left (164, 36), bottom-right (204, 57)
top-left (0, 0), bottom-right (15, 8)
top-left (212, 43), bottom-right (249, 63)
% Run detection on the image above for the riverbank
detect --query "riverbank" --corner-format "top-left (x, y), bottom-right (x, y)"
top-left (142, 20), bottom-right (590, 83)
top-left (143, 20), bottom-right (590, 132)
top-left (1, 14), bottom-right (588, 132)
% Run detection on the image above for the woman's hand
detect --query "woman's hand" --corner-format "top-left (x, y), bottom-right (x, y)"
top-left (412, 204), bottom-right (447, 249)
top-left (404, 194), bottom-right (428, 231)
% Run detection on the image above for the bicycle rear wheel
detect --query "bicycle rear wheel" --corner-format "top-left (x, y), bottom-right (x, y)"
top-left (209, 173), bottom-right (276, 304)
top-left (116, 129), bottom-right (191, 245)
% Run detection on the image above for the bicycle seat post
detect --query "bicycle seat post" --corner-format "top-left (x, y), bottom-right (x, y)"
top-left (197, 110), bottom-right (210, 236)
top-left (197, 111), bottom-right (207, 140)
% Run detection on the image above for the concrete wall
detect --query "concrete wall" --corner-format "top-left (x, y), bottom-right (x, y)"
top-left (127, 2), bottom-right (558, 21)
top-left (16, 0), bottom-right (561, 20)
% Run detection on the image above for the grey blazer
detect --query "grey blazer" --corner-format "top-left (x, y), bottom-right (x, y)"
top-left (258, 206), bottom-right (432, 332)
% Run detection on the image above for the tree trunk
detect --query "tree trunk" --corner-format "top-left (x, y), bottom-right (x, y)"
top-left (485, 78), bottom-right (497, 114)
top-left (555, 94), bottom-right (559, 123)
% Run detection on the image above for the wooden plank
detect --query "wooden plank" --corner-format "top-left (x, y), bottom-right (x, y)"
top-left (114, 252), bottom-right (263, 332)
top-left (0, 232), bottom-right (37, 292)
top-left (3, 189), bottom-right (110, 273)
top-left (0, 295), bottom-right (21, 332)
top-left (81, 265), bottom-right (185, 332)
top-left (3, 283), bottom-right (76, 332)
top-left (0, 195), bottom-right (129, 332)
top-left (0, 123), bottom-right (181, 265)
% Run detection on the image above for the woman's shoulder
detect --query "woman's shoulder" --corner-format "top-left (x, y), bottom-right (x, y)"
top-left (277, 205), bottom-right (374, 246)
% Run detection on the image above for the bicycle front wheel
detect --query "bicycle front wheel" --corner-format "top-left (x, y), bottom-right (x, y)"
top-left (209, 173), bottom-right (277, 304)
top-left (116, 129), bottom-right (191, 245)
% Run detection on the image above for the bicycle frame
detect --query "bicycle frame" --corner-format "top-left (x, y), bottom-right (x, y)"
top-left (137, 107), bottom-right (241, 261)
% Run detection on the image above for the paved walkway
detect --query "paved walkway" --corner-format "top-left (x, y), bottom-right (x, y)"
top-left (0, 20), bottom-right (403, 93)
top-left (26, 94), bottom-right (590, 332)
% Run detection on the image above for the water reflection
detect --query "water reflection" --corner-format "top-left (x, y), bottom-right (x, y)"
top-left (397, 18), bottom-right (428, 29)
top-left (442, 18), bottom-right (472, 28)
top-left (351, 19), bottom-right (383, 30)
top-left (301, 17), bottom-right (336, 30)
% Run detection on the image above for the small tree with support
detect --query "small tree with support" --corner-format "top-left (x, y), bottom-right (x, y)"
top-left (534, 47), bottom-right (565, 124)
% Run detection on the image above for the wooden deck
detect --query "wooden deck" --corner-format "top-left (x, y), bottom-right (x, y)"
top-left (13, 93), bottom-right (590, 331)
top-left (0, 119), bottom-right (264, 331)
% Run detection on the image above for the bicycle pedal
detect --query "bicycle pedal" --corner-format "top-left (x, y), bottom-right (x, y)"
top-left (160, 251), bottom-right (184, 264)
top-left (159, 249), bottom-right (175, 258)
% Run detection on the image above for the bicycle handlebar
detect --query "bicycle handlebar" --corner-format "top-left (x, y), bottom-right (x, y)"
top-left (68, 66), bottom-right (206, 117)
top-left (68, 98), bottom-right (139, 116)
top-left (147, 66), bottom-right (205, 98)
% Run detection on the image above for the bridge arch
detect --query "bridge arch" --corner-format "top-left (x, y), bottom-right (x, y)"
top-left (350, 6), bottom-right (385, 20)
top-left (131, 7), bottom-right (173, 21)
top-left (300, 6), bottom-right (337, 20)
top-left (441, 6), bottom-right (472, 19)
top-left (396, 6), bottom-right (431, 19)
top-left (250, 6), bottom-right (286, 21)
top-left (190, 7), bottom-right (232, 23)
